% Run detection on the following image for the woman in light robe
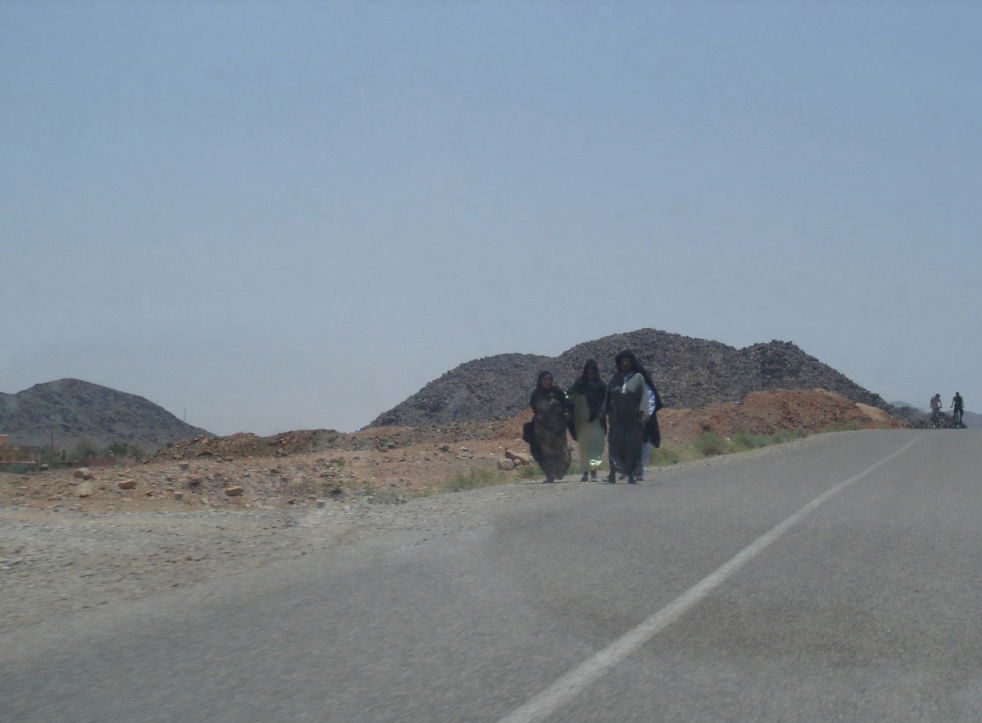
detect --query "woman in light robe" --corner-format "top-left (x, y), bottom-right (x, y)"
top-left (567, 359), bottom-right (607, 481)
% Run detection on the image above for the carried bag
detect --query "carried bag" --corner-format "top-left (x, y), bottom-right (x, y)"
top-left (522, 420), bottom-right (536, 444)
top-left (646, 413), bottom-right (661, 448)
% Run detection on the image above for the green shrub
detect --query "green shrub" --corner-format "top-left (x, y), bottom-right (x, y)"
top-left (648, 446), bottom-right (682, 465)
top-left (732, 432), bottom-right (768, 450)
top-left (106, 440), bottom-right (145, 460)
top-left (770, 427), bottom-right (807, 444)
top-left (515, 462), bottom-right (543, 480)
top-left (694, 432), bottom-right (730, 457)
top-left (70, 437), bottom-right (100, 461)
top-left (443, 466), bottom-right (510, 492)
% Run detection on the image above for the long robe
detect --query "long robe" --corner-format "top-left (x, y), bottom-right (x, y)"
top-left (606, 371), bottom-right (647, 476)
top-left (530, 391), bottom-right (572, 481)
top-left (568, 388), bottom-right (606, 473)
top-left (635, 383), bottom-right (661, 476)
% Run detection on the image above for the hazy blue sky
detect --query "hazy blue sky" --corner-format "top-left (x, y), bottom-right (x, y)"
top-left (3, 1), bottom-right (980, 435)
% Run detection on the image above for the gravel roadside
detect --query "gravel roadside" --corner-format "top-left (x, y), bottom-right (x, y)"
top-left (0, 433), bottom-right (826, 634)
top-left (0, 478), bottom-right (584, 633)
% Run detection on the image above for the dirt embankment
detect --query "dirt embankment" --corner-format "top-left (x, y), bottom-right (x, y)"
top-left (0, 389), bottom-right (905, 515)
top-left (658, 388), bottom-right (906, 440)
top-left (0, 388), bottom-right (908, 633)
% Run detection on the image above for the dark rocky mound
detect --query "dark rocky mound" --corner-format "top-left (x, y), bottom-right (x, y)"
top-left (369, 329), bottom-right (899, 428)
top-left (0, 378), bottom-right (210, 452)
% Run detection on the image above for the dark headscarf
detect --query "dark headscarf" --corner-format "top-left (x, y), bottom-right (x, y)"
top-left (613, 350), bottom-right (663, 411)
top-left (529, 370), bottom-right (568, 411)
top-left (614, 349), bottom-right (640, 374)
top-left (568, 359), bottom-right (607, 422)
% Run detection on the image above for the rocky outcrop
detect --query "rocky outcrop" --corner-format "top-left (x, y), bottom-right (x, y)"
top-left (0, 378), bottom-right (209, 451)
top-left (368, 329), bottom-right (897, 428)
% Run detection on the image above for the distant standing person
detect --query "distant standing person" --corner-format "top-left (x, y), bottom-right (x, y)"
top-left (929, 393), bottom-right (943, 426)
top-left (567, 359), bottom-right (607, 481)
top-left (951, 392), bottom-right (965, 428)
top-left (606, 350), bottom-right (648, 484)
top-left (527, 371), bottom-right (572, 483)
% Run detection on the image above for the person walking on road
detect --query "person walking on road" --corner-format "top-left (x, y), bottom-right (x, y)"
top-left (567, 359), bottom-right (607, 481)
top-left (951, 392), bottom-right (965, 428)
top-left (605, 350), bottom-right (648, 484)
top-left (527, 371), bottom-right (572, 483)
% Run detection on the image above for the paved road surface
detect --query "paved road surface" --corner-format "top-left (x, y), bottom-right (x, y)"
top-left (3, 430), bottom-right (980, 721)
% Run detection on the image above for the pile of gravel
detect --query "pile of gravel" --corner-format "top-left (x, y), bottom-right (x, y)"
top-left (369, 328), bottom-right (896, 428)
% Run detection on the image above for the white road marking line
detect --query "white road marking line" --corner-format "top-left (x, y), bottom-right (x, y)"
top-left (498, 437), bottom-right (919, 723)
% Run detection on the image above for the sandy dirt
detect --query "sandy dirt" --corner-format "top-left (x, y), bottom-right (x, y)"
top-left (0, 388), bottom-right (906, 631)
top-left (1, 388), bottom-right (904, 515)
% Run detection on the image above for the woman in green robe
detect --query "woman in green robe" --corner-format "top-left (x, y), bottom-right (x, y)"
top-left (567, 359), bottom-right (607, 481)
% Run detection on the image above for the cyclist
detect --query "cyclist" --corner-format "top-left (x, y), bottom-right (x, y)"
top-left (951, 392), bottom-right (965, 428)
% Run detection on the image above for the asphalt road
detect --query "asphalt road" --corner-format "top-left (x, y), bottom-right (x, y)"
top-left (3, 429), bottom-right (980, 722)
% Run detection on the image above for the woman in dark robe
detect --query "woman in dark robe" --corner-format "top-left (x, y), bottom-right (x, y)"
top-left (605, 350), bottom-right (648, 484)
top-left (567, 359), bottom-right (607, 481)
top-left (527, 371), bottom-right (572, 483)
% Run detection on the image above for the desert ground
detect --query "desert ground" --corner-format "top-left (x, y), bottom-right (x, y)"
top-left (0, 389), bottom-right (904, 631)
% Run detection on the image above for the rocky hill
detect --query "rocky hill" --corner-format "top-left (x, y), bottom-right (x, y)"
top-left (0, 379), bottom-right (209, 452)
top-left (369, 328), bottom-right (898, 428)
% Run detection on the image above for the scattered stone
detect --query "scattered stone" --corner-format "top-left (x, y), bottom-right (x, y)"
top-left (439, 444), bottom-right (450, 452)
top-left (497, 458), bottom-right (515, 470)
top-left (505, 450), bottom-right (529, 465)
top-left (73, 468), bottom-right (94, 480)
top-left (75, 482), bottom-right (95, 498)
top-left (224, 486), bottom-right (245, 497)
top-left (118, 479), bottom-right (137, 490)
